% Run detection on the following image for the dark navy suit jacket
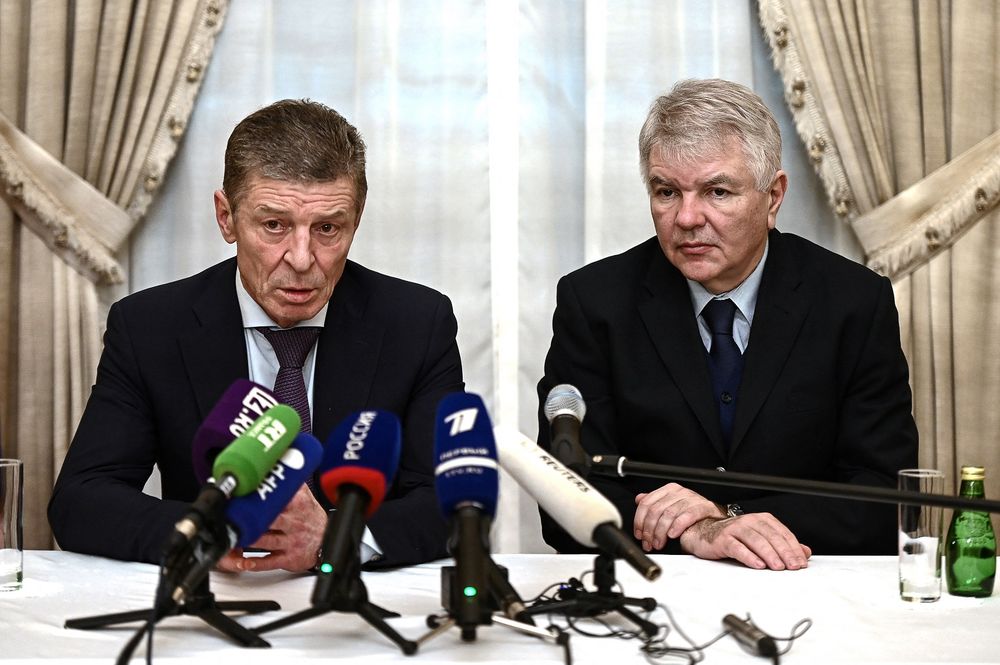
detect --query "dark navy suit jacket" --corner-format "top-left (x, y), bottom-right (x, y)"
top-left (49, 258), bottom-right (464, 568)
top-left (537, 229), bottom-right (917, 555)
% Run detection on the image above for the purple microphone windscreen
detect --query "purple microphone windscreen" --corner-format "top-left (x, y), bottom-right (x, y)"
top-left (317, 410), bottom-right (402, 518)
top-left (433, 392), bottom-right (499, 518)
top-left (191, 379), bottom-right (278, 483)
top-left (224, 432), bottom-right (324, 548)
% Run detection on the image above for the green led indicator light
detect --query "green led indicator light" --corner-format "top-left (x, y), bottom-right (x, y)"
top-left (463, 586), bottom-right (478, 597)
top-left (320, 562), bottom-right (333, 574)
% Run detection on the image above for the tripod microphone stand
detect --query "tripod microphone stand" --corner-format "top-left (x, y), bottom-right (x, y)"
top-left (65, 514), bottom-right (279, 649)
top-left (66, 538), bottom-right (280, 665)
top-left (65, 573), bottom-right (276, 646)
top-left (520, 551), bottom-right (659, 639)
top-left (251, 514), bottom-right (417, 655)
top-left (417, 556), bottom-right (569, 651)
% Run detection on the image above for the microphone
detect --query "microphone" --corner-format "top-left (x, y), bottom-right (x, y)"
top-left (162, 403), bottom-right (301, 569)
top-left (434, 392), bottom-right (500, 629)
top-left (496, 434), bottom-right (661, 581)
top-left (211, 403), bottom-right (302, 495)
top-left (543, 384), bottom-right (590, 477)
top-left (723, 614), bottom-right (778, 658)
top-left (160, 433), bottom-right (323, 610)
top-left (191, 379), bottom-right (278, 484)
top-left (312, 410), bottom-right (401, 603)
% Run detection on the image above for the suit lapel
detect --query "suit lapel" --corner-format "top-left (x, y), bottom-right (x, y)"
top-left (637, 248), bottom-right (728, 457)
top-left (179, 260), bottom-right (250, 421)
top-left (730, 231), bottom-right (810, 453)
top-left (311, 263), bottom-right (383, 440)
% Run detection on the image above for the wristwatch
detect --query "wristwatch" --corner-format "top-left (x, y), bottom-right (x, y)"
top-left (725, 503), bottom-right (744, 518)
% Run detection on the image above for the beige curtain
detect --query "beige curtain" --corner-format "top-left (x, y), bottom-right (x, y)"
top-left (758, 0), bottom-right (1000, 502)
top-left (0, 0), bottom-right (228, 548)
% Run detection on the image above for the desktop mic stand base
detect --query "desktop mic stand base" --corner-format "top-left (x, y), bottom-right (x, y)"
top-left (522, 553), bottom-right (659, 639)
top-left (64, 577), bottom-right (277, 648)
top-left (418, 611), bottom-right (568, 645)
top-left (253, 572), bottom-right (418, 655)
top-left (416, 565), bottom-right (570, 653)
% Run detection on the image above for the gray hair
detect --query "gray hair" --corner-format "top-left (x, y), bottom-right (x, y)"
top-left (223, 98), bottom-right (368, 212)
top-left (638, 79), bottom-right (781, 192)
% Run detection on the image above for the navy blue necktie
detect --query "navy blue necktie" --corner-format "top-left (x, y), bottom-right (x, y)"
top-left (702, 299), bottom-right (744, 446)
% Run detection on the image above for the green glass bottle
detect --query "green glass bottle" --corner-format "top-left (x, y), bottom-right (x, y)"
top-left (945, 466), bottom-right (996, 597)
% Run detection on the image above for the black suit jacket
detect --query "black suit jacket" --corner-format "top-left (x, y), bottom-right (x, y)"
top-left (537, 230), bottom-right (917, 555)
top-left (49, 258), bottom-right (464, 568)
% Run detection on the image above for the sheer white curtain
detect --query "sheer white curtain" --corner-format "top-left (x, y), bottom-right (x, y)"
top-left (129, 0), bottom-right (852, 552)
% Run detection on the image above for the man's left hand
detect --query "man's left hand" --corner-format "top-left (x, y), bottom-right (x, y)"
top-left (678, 513), bottom-right (812, 570)
top-left (216, 484), bottom-right (327, 573)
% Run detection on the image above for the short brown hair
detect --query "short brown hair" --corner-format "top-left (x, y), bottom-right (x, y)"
top-left (223, 99), bottom-right (368, 212)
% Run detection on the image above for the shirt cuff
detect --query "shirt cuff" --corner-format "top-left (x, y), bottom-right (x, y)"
top-left (360, 526), bottom-right (383, 564)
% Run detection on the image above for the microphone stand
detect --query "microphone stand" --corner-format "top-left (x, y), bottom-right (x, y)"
top-left (519, 552), bottom-right (660, 639)
top-left (591, 455), bottom-right (1000, 513)
top-left (416, 556), bottom-right (570, 654)
top-left (65, 535), bottom-right (279, 651)
top-left (252, 493), bottom-right (417, 655)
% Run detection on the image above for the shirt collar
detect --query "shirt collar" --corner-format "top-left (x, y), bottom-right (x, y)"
top-left (686, 239), bottom-right (769, 324)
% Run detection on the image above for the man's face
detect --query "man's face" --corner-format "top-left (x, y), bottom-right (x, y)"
top-left (214, 175), bottom-right (362, 327)
top-left (647, 138), bottom-right (787, 294)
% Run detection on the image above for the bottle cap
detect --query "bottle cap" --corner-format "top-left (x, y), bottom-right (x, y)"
top-left (960, 465), bottom-right (985, 481)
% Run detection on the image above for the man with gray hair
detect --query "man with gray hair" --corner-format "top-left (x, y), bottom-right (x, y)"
top-left (537, 79), bottom-right (917, 570)
top-left (50, 99), bottom-right (464, 572)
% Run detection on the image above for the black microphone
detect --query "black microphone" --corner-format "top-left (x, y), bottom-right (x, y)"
top-left (723, 614), bottom-right (777, 658)
top-left (543, 384), bottom-right (591, 477)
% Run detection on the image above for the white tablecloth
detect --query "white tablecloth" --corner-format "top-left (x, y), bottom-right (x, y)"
top-left (0, 551), bottom-right (996, 663)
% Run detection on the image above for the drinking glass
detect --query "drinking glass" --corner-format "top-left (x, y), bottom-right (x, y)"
top-left (898, 468), bottom-right (945, 602)
top-left (0, 458), bottom-right (23, 591)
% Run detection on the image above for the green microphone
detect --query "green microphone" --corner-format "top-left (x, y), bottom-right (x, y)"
top-left (212, 403), bottom-right (301, 496)
top-left (161, 403), bottom-right (301, 572)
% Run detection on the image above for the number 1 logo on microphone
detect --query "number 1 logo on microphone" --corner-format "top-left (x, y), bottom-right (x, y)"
top-left (444, 408), bottom-right (478, 436)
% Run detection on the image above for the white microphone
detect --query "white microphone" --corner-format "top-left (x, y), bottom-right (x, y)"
top-left (496, 432), bottom-right (661, 580)
top-left (543, 384), bottom-right (591, 477)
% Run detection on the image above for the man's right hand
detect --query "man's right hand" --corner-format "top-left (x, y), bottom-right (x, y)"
top-left (678, 513), bottom-right (812, 570)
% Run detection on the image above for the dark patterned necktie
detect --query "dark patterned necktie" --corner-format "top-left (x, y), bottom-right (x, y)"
top-left (256, 327), bottom-right (321, 433)
top-left (702, 299), bottom-right (745, 446)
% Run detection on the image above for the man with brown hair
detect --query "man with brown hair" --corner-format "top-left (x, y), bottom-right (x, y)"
top-left (50, 99), bottom-right (464, 571)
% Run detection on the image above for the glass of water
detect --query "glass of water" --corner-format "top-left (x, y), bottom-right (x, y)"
top-left (898, 468), bottom-right (945, 602)
top-left (0, 458), bottom-right (23, 591)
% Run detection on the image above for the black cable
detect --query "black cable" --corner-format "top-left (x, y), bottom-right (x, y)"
top-left (116, 559), bottom-right (174, 665)
top-left (523, 565), bottom-right (672, 643)
top-left (115, 619), bottom-right (153, 665)
top-left (521, 563), bottom-right (815, 664)
top-left (146, 611), bottom-right (155, 665)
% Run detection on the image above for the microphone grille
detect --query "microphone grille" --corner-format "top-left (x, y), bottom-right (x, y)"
top-left (544, 384), bottom-right (586, 422)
